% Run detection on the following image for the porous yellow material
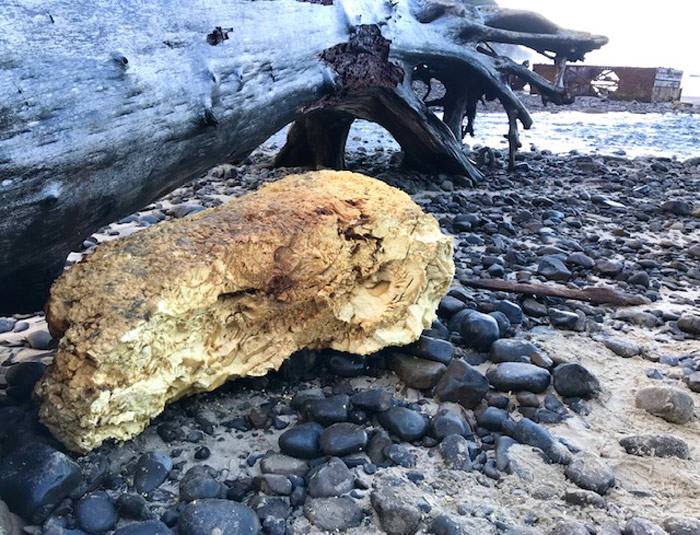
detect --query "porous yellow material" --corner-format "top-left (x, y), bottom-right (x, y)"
top-left (35, 171), bottom-right (454, 452)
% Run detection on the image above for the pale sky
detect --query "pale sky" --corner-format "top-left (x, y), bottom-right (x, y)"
top-left (497, 1), bottom-right (700, 76)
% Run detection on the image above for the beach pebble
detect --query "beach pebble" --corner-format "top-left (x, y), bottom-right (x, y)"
top-left (371, 477), bottom-right (421, 535)
top-left (604, 338), bottom-right (641, 358)
top-left (538, 256), bottom-right (571, 281)
top-left (179, 468), bottom-right (224, 502)
top-left (303, 497), bottom-right (363, 531)
top-left (255, 474), bottom-right (292, 496)
top-left (351, 389), bottom-right (393, 412)
top-left (260, 454), bottom-right (309, 478)
top-left (26, 329), bottom-right (54, 350)
top-left (624, 517), bottom-right (666, 535)
top-left (178, 499), bottom-right (260, 535)
top-left (113, 520), bottom-right (173, 535)
top-left (565, 453), bottom-right (615, 495)
top-left (635, 386), bottom-right (694, 424)
top-left (619, 434), bottom-right (690, 459)
top-left (307, 458), bottom-right (354, 498)
top-left (678, 315), bottom-right (700, 335)
top-left (549, 520), bottom-right (589, 535)
top-left (5, 361), bottom-right (46, 401)
top-left (459, 312), bottom-right (500, 351)
top-left (487, 362), bottom-right (551, 393)
top-left (319, 423), bottom-right (367, 457)
top-left (435, 360), bottom-right (490, 408)
top-left (116, 494), bottom-right (152, 520)
top-left (377, 407), bottom-right (429, 442)
top-left (0, 317), bottom-right (16, 333)
top-left (75, 491), bottom-right (118, 534)
top-left (278, 422), bottom-right (323, 459)
top-left (489, 339), bottom-right (540, 364)
top-left (431, 409), bottom-right (471, 440)
top-left (326, 352), bottom-right (367, 377)
top-left (553, 363), bottom-right (601, 398)
top-left (133, 452), bottom-right (172, 494)
top-left (389, 353), bottom-right (446, 389)
top-left (304, 395), bottom-right (350, 426)
top-left (549, 309), bottom-right (583, 330)
top-left (494, 300), bottom-right (523, 325)
top-left (0, 442), bottom-right (81, 523)
top-left (405, 336), bottom-right (454, 364)
top-left (439, 434), bottom-right (475, 470)
top-left (663, 515), bottom-right (700, 535)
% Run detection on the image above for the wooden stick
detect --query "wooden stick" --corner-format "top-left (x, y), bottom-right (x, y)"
top-left (461, 279), bottom-right (649, 306)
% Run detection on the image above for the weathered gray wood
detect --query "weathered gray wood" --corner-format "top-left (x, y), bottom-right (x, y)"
top-left (0, 0), bottom-right (606, 313)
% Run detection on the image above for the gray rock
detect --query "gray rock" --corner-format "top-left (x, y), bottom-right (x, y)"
top-left (566, 252), bottom-right (595, 269)
top-left (486, 362), bottom-right (551, 394)
top-left (260, 453), bottom-right (309, 477)
top-left (661, 200), bottom-right (691, 216)
top-left (0, 442), bottom-right (81, 523)
top-left (506, 418), bottom-right (571, 464)
top-left (303, 497), bottom-right (363, 531)
top-left (663, 515), bottom-right (700, 535)
top-left (439, 434), bottom-right (474, 470)
top-left (619, 434), bottom-right (690, 459)
top-left (254, 474), bottom-right (292, 496)
top-left (635, 386), bottom-right (695, 424)
top-left (564, 453), bottom-right (615, 495)
top-left (429, 514), bottom-right (497, 535)
top-left (377, 407), bottom-right (429, 442)
top-left (678, 315), bottom-right (700, 335)
top-left (489, 339), bottom-right (543, 364)
top-left (389, 353), bottom-right (446, 389)
top-left (435, 359), bottom-right (489, 408)
top-left (687, 372), bottom-right (700, 394)
top-left (26, 330), bottom-right (54, 350)
top-left (133, 452), bottom-right (172, 494)
top-left (624, 517), bottom-right (666, 535)
top-left (549, 309), bottom-right (584, 330)
top-left (595, 259), bottom-right (624, 277)
top-left (319, 423), bottom-right (367, 457)
top-left (598, 521), bottom-right (623, 535)
top-left (431, 408), bottom-right (471, 440)
top-left (459, 312), bottom-right (501, 351)
top-left (169, 204), bottom-right (205, 218)
top-left (614, 311), bottom-right (660, 328)
top-left (371, 477), bottom-right (421, 535)
top-left (604, 338), bottom-right (641, 358)
top-left (178, 499), bottom-right (260, 535)
top-left (0, 318), bottom-right (16, 333)
top-left (553, 363), bottom-right (601, 399)
top-left (307, 458), bottom-right (354, 498)
top-left (538, 256), bottom-right (571, 281)
top-left (563, 489), bottom-right (606, 508)
top-left (549, 520), bottom-right (589, 535)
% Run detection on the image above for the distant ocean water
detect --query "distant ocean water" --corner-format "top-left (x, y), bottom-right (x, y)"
top-left (467, 111), bottom-right (700, 160)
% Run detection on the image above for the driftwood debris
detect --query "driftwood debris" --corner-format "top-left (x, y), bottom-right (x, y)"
top-left (0, 0), bottom-right (606, 314)
top-left (461, 279), bottom-right (649, 306)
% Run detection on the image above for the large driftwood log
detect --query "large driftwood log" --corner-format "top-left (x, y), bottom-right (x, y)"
top-left (34, 171), bottom-right (454, 452)
top-left (0, 0), bottom-right (606, 314)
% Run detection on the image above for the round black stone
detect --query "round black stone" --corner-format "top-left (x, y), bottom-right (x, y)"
top-left (319, 423), bottom-right (368, 456)
top-left (279, 422), bottom-right (324, 459)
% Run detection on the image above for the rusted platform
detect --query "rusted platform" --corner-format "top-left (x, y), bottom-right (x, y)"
top-left (531, 65), bottom-right (683, 103)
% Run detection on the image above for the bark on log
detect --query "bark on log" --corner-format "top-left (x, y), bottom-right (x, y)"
top-left (0, 0), bottom-right (606, 314)
top-left (35, 171), bottom-right (454, 452)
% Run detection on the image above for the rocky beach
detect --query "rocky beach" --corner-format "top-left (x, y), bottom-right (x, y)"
top-left (1, 97), bottom-right (700, 535)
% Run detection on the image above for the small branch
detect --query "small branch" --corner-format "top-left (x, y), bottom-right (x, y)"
top-left (461, 279), bottom-right (650, 306)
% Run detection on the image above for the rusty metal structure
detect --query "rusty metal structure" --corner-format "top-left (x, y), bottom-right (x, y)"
top-left (531, 64), bottom-right (683, 102)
